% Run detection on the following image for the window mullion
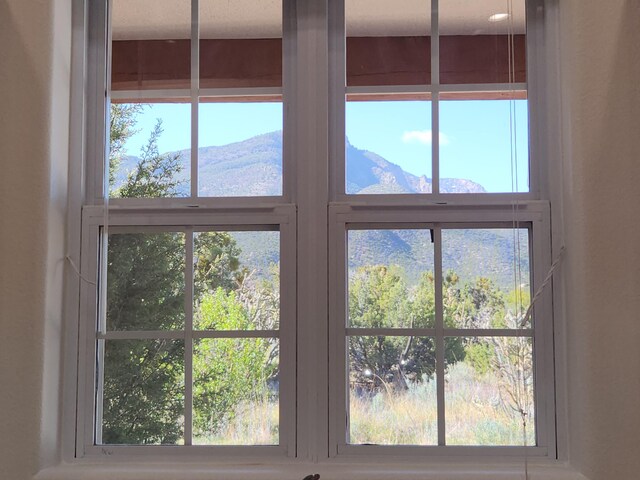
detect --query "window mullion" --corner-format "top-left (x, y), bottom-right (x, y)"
top-left (295, 0), bottom-right (330, 461)
top-left (94, 340), bottom-right (105, 445)
top-left (329, 0), bottom-right (346, 200)
top-left (431, 0), bottom-right (440, 195)
top-left (190, 0), bottom-right (199, 199)
top-left (184, 229), bottom-right (194, 445)
top-left (434, 225), bottom-right (445, 446)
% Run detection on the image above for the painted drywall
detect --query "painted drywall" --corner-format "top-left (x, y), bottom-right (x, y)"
top-left (559, 0), bottom-right (640, 479)
top-left (0, 0), bottom-right (71, 478)
top-left (0, 0), bottom-right (639, 479)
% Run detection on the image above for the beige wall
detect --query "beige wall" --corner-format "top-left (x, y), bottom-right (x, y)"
top-left (0, 0), bottom-right (639, 479)
top-left (559, 0), bottom-right (640, 479)
top-left (0, 0), bottom-right (71, 479)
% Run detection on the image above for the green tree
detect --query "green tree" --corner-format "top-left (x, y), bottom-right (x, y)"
top-left (108, 103), bottom-right (144, 187)
top-left (194, 231), bottom-right (243, 298)
top-left (193, 289), bottom-right (277, 437)
top-left (103, 104), bottom-right (249, 444)
top-left (103, 230), bottom-right (187, 444)
top-left (111, 120), bottom-right (183, 198)
top-left (443, 271), bottom-right (508, 329)
top-left (441, 273), bottom-right (534, 424)
top-left (348, 265), bottom-right (465, 392)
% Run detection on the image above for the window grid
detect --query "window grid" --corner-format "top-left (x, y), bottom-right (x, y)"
top-left (104, 0), bottom-right (290, 206)
top-left (341, 225), bottom-right (536, 447)
top-left (328, 204), bottom-right (553, 457)
top-left (333, 0), bottom-right (535, 202)
top-left (86, 0), bottom-right (294, 453)
top-left (77, 206), bottom-right (297, 457)
top-left (95, 225), bottom-right (284, 447)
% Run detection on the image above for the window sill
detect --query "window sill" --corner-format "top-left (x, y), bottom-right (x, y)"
top-left (35, 460), bottom-right (589, 480)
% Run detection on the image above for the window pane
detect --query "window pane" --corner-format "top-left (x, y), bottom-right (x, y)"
top-left (346, 101), bottom-right (432, 195)
top-left (441, 228), bottom-right (530, 329)
top-left (109, 103), bottom-right (191, 198)
top-left (439, 99), bottom-right (529, 193)
top-left (348, 229), bottom-right (435, 328)
top-left (348, 336), bottom-right (437, 445)
top-left (193, 338), bottom-right (279, 445)
top-left (444, 336), bottom-right (534, 445)
top-left (111, 0), bottom-right (191, 91)
top-left (199, 0), bottom-right (282, 88)
top-left (346, 0), bottom-right (431, 86)
top-left (198, 102), bottom-right (283, 197)
top-left (101, 339), bottom-right (185, 445)
top-left (193, 230), bottom-right (280, 330)
top-left (107, 232), bottom-right (185, 331)
top-left (439, 0), bottom-right (526, 85)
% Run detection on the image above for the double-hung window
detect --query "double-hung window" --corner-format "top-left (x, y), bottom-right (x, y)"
top-left (327, 0), bottom-right (555, 457)
top-left (79, 0), bottom-right (296, 456)
top-left (73, 0), bottom-right (558, 463)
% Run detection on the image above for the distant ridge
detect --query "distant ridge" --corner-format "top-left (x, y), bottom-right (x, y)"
top-left (114, 131), bottom-right (526, 290)
top-left (115, 130), bottom-right (486, 196)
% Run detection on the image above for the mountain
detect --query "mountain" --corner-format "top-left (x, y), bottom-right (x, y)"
top-left (345, 138), bottom-right (485, 194)
top-left (347, 228), bottom-right (529, 290)
top-left (198, 132), bottom-right (283, 196)
top-left (115, 131), bottom-right (485, 196)
top-left (114, 131), bottom-right (525, 290)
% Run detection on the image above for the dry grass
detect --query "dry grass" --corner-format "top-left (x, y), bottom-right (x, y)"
top-left (194, 398), bottom-right (279, 445)
top-left (444, 362), bottom-right (534, 445)
top-left (193, 361), bottom-right (534, 446)
top-left (350, 378), bottom-right (438, 445)
top-left (350, 361), bottom-right (534, 446)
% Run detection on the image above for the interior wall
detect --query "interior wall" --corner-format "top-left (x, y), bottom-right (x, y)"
top-left (559, 0), bottom-right (640, 479)
top-left (0, 0), bottom-right (639, 479)
top-left (0, 0), bottom-right (71, 478)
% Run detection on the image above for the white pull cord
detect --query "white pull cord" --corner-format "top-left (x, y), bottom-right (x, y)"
top-left (519, 245), bottom-right (566, 329)
top-left (65, 254), bottom-right (97, 286)
top-left (514, 244), bottom-right (565, 480)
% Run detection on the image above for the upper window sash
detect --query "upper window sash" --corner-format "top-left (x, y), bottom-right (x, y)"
top-left (330, 0), bottom-right (544, 202)
top-left (86, 0), bottom-right (295, 206)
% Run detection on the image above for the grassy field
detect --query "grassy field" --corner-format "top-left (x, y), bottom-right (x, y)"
top-left (349, 374), bottom-right (439, 445)
top-left (349, 362), bottom-right (533, 446)
top-left (194, 360), bottom-right (534, 446)
top-left (443, 362), bottom-right (534, 445)
top-left (194, 398), bottom-right (279, 445)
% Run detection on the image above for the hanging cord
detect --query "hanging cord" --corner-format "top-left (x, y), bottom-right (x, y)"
top-left (65, 254), bottom-right (97, 286)
top-left (511, 243), bottom-right (565, 480)
top-left (506, 1), bottom-right (529, 477)
top-left (505, 2), bottom-right (567, 476)
top-left (65, 132), bottom-right (110, 290)
top-left (518, 245), bottom-right (565, 330)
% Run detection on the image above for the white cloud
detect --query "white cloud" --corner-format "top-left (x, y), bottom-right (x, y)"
top-left (402, 130), bottom-right (450, 146)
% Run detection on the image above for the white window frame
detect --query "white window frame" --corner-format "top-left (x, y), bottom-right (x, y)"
top-left (74, 0), bottom-right (300, 461)
top-left (328, 203), bottom-right (555, 458)
top-left (329, 0), bottom-right (544, 205)
top-left (321, 0), bottom-right (558, 459)
top-left (75, 206), bottom-right (297, 458)
top-left (62, 0), bottom-right (567, 469)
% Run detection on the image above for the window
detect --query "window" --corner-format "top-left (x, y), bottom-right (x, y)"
top-left (326, 0), bottom-right (554, 457)
top-left (73, 0), bottom-right (557, 464)
top-left (79, 208), bottom-right (296, 454)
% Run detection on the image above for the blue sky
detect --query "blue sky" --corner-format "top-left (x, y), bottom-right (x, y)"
top-left (121, 102), bottom-right (283, 154)
top-left (119, 99), bottom-right (529, 193)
